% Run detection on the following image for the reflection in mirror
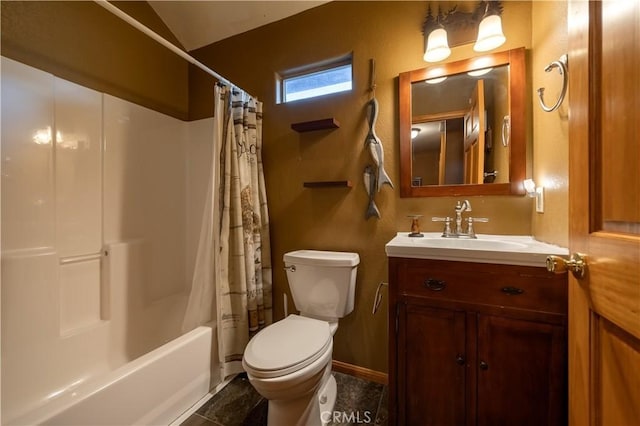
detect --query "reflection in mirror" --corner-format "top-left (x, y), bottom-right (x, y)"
top-left (411, 65), bottom-right (509, 187)
top-left (399, 47), bottom-right (526, 197)
top-left (412, 118), bottom-right (465, 186)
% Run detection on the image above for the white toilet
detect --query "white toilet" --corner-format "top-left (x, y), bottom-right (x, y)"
top-left (242, 249), bottom-right (360, 426)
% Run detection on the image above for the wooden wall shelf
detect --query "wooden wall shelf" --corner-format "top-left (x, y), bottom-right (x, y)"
top-left (291, 118), bottom-right (340, 132)
top-left (303, 180), bottom-right (352, 188)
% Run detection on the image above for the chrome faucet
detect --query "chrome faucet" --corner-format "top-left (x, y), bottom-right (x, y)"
top-left (432, 199), bottom-right (489, 238)
top-left (454, 200), bottom-right (472, 236)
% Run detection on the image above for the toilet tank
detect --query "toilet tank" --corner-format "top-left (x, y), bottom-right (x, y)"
top-left (284, 250), bottom-right (359, 321)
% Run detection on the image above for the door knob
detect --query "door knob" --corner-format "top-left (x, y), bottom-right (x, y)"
top-left (546, 253), bottom-right (587, 278)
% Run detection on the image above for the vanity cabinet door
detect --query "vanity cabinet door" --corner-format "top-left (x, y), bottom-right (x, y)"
top-left (397, 302), bottom-right (467, 426)
top-left (476, 314), bottom-right (567, 426)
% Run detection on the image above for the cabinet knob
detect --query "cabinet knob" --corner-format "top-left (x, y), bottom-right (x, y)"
top-left (455, 354), bottom-right (465, 365)
top-left (479, 360), bottom-right (489, 370)
top-left (501, 286), bottom-right (524, 295)
top-left (424, 278), bottom-right (446, 291)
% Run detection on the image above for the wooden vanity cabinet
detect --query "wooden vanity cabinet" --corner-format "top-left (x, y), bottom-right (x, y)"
top-left (388, 257), bottom-right (568, 426)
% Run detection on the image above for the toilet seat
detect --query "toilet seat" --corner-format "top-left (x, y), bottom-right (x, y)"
top-left (243, 315), bottom-right (331, 379)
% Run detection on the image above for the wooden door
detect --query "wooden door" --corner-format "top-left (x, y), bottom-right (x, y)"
top-left (438, 124), bottom-right (446, 185)
top-left (463, 80), bottom-right (486, 184)
top-left (476, 314), bottom-right (566, 426)
top-left (397, 302), bottom-right (466, 425)
top-left (568, 1), bottom-right (640, 425)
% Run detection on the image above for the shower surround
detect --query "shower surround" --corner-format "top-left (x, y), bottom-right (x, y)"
top-left (1, 57), bottom-right (220, 424)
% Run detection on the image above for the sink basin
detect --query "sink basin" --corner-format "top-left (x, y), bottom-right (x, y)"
top-left (385, 232), bottom-right (568, 267)
top-left (412, 236), bottom-right (529, 251)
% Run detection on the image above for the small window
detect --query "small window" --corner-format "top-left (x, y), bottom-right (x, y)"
top-left (279, 56), bottom-right (353, 103)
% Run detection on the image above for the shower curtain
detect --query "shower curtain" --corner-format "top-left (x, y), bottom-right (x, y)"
top-left (182, 84), bottom-right (272, 379)
top-left (181, 86), bottom-right (226, 333)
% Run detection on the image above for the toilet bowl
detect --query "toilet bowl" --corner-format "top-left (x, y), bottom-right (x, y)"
top-left (242, 250), bottom-right (359, 426)
top-left (243, 315), bottom-right (336, 426)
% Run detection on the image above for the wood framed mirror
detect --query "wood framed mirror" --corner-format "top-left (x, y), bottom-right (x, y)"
top-left (399, 47), bottom-right (526, 197)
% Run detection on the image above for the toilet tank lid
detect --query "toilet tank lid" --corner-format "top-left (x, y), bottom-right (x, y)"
top-left (284, 250), bottom-right (360, 267)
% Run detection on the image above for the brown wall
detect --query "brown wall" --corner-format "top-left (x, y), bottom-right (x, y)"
top-left (1, 1), bottom-right (190, 120)
top-left (531, 1), bottom-right (569, 247)
top-left (191, 1), bottom-right (539, 373)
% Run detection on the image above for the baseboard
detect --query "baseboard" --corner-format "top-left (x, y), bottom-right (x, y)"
top-left (332, 360), bottom-right (388, 385)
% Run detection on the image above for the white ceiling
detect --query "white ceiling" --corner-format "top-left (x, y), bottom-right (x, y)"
top-left (148, 1), bottom-right (329, 51)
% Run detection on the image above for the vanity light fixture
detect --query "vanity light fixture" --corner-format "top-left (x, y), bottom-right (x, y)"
top-left (424, 27), bottom-right (451, 62)
top-left (474, 3), bottom-right (506, 52)
top-left (422, 1), bottom-right (505, 63)
top-left (411, 128), bottom-right (421, 139)
top-left (423, 7), bottom-right (451, 63)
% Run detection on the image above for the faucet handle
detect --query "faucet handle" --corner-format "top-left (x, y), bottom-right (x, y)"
top-left (432, 216), bottom-right (451, 222)
top-left (468, 217), bottom-right (489, 223)
top-left (432, 217), bottom-right (453, 237)
top-left (466, 217), bottom-right (489, 238)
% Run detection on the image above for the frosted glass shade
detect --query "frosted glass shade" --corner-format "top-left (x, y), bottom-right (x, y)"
top-left (474, 14), bottom-right (506, 52)
top-left (424, 28), bottom-right (451, 62)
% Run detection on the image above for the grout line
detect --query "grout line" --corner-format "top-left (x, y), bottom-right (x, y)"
top-left (373, 385), bottom-right (388, 425)
top-left (170, 375), bottom-right (238, 426)
top-left (194, 413), bottom-right (225, 426)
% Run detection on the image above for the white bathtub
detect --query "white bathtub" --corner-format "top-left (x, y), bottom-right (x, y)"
top-left (8, 326), bottom-right (215, 426)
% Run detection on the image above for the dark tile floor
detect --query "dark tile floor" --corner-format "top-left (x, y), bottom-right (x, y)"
top-left (180, 371), bottom-right (388, 426)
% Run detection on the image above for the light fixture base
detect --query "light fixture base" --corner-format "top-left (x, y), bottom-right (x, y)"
top-left (422, 1), bottom-right (505, 51)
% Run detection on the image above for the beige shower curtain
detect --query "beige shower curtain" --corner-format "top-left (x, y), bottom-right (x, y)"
top-left (217, 85), bottom-right (272, 378)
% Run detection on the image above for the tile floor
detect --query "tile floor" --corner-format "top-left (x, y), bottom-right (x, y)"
top-left (180, 371), bottom-right (388, 426)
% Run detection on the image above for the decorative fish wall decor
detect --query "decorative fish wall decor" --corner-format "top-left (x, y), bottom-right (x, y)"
top-left (365, 98), bottom-right (394, 192)
top-left (364, 165), bottom-right (381, 219)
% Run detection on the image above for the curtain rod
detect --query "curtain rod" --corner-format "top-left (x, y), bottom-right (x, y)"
top-left (94, 0), bottom-right (247, 93)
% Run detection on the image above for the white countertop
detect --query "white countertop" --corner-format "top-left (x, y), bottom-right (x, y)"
top-left (385, 232), bottom-right (569, 267)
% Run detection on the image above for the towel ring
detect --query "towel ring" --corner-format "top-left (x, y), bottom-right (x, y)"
top-left (501, 115), bottom-right (510, 147)
top-left (537, 54), bottom-right (568, 112)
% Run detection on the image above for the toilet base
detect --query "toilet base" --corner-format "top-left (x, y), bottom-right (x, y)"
top-left (318, 374), bottom-right (337, 426)
top-left (265, 365), bottom-right (336, 426)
